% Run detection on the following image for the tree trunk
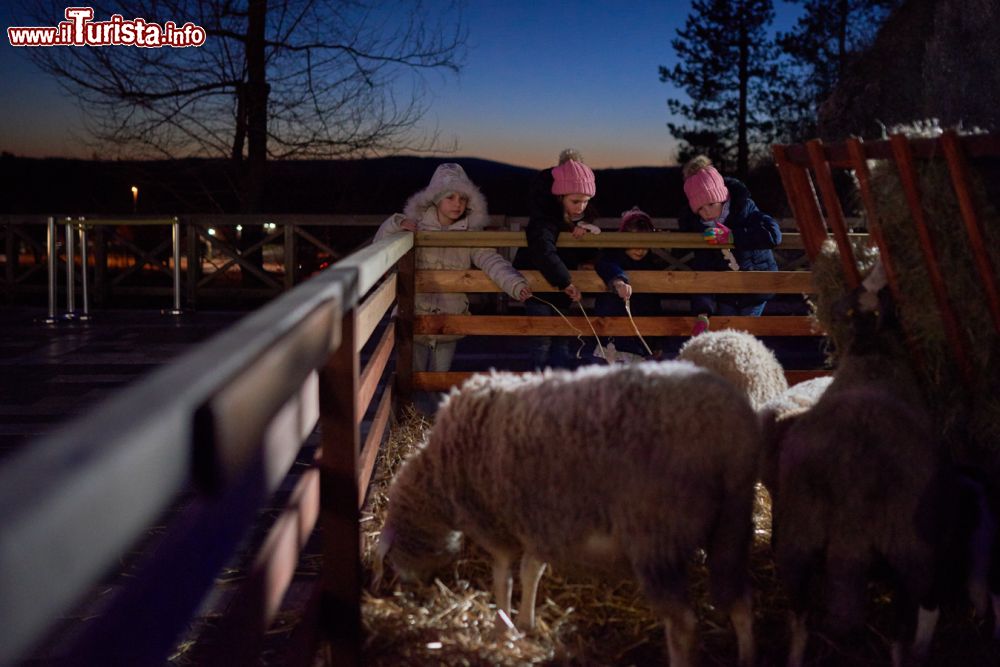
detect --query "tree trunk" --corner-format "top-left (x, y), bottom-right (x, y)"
top-left (737, 1), bottom-right (750, 179)
top-left (241, 0), bottom-right (269, 286)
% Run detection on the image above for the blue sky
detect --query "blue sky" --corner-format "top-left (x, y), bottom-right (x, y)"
top-left (0, 1), bottom-right (802, 168)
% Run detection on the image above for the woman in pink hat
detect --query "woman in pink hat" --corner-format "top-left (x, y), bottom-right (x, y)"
top-left (513, 149), bottom-right (600, 369)
top-left (677, 156), bottom-right (781, 335)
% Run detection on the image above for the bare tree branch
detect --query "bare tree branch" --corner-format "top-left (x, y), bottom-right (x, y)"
top-left (15, 0), bottom-right (467, 162)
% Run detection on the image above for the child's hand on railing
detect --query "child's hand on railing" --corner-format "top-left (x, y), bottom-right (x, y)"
top-left (400, 219), bottom-right (418, 232)
top-left (515, 285), bottom-right (532, 301)
top-left (704, 221), bottom-right (731, 245)
top-left (564, 284), bottom-right (582, 302)
top-left (612, 279), bottom-right (632, 301)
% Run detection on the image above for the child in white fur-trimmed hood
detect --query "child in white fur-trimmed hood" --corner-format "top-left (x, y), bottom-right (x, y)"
top-left (375, 163), bottom-right (532, 372)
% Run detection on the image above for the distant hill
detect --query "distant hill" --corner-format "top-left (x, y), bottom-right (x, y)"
top-left (0, 153), bottom-right (789, 218)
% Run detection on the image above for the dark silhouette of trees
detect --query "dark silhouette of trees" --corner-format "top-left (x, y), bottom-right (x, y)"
top-left (15, 0), bottom-right (466, 213)
top-left (659, 0), bottom-right (779, 178)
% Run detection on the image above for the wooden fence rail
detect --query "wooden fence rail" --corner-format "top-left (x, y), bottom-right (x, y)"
top-left (399, 230), bottom-right (828, 396)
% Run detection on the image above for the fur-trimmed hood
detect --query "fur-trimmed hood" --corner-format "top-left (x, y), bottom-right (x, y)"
top-left (403, 163), bottom-right (489, 230)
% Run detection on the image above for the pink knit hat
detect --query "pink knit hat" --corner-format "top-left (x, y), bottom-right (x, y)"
top-left (551, 159), bottom-right (596, 196)
top-left (683, 166), bottom-right (729, 212)
top-left (619, 206), bottom-right (654, 232)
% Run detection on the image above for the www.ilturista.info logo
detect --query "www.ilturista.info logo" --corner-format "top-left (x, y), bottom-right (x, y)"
top-left (8, 7), bottom-right (206, 48)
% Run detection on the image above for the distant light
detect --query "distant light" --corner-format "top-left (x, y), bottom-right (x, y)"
top-left (207, 228), bottom-right (216, 236)
top-left (130, 186), bottom-right (138, 195)
top-left (236, 224), bottom-right (243, 232)
top-left (425, 642), bottom-right (442, 650)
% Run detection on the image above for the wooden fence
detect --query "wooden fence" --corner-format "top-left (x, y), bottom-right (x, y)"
top-left (0, 232), bottom-right (411, 666)
top-left (401, 229), bottom-right (831, 393)
top-left (0, 214), bottom-right (830, 312)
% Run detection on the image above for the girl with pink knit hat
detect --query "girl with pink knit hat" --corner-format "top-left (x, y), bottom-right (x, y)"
top-left (678, 155), bottom-right (781, 335)
top-left (513, 148), bottom-right (600, 369)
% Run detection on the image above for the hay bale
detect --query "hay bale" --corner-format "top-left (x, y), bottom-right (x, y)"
top-left (810, 123), bottom-right (1000, 456)
top-left (867, 126), bottom-right (1000, 452)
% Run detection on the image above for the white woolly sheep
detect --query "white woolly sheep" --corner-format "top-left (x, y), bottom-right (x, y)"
top-left (677, 329), bottom-right (788, 411)
top-left (377, 361), bottom-right (761, 666)
top-left (771, 281), bottom-right (992, 666)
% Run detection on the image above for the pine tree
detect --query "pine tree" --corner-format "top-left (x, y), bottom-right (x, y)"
top-left (660, 0), bottom-right (780, 178)
top-left (776, 0), bottom-right (901, 140)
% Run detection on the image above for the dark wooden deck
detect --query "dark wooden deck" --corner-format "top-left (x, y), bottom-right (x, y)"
top-left (0, 306), bottom-right (248, 462)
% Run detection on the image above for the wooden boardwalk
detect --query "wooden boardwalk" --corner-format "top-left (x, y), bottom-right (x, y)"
top-left (0, 307), bottom-right (247, 462)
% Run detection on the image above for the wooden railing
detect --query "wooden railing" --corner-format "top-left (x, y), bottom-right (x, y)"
top-left (0, 214), bottom-right (839, 311)
top-left (0, 232), bottom-right (411, 666)
top-left (396, 229), bottom-right (831, 394)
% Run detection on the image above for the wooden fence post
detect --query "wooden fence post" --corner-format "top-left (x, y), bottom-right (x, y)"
top-left (806, 139), bottom-right (861, 288)
top-left (318, 296), bottom-right (361, 667)
top-left (889, 134), bottom-right (975, 383)
top-left (940, 130), bottom-right (1000, 334)
top-left (395, 247), bottom-right (415, 407)
top-left (772, 144), bottom-right (827, 261)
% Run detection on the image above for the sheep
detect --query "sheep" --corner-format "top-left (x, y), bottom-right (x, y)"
top-left (677, 329), bottom-right (788, 411)
top-left (770, 279), bottom-right (992, 666)
top-left (376, 361), bottom-right (761, 667)
top-left (757, 376), bottom-right (833, 497)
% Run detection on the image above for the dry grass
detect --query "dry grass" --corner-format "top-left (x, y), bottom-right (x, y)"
top-left (358, 409), bottom-right (996, 666)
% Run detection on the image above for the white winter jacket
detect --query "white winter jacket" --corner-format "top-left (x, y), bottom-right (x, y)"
top-left (375, 174), bottom-right (528, 343)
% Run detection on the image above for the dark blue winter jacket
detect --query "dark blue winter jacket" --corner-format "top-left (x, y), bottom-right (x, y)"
top-left (594, 249), bottom-right (666, 318)
top-left (678, 177), bottom-right (780, 303)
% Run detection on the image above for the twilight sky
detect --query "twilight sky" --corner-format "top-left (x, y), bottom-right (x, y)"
top-left (0, 1), bottom-right (802, 169)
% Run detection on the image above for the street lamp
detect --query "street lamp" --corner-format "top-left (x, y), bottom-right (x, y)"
top-left (131, 185), bottom-right (138, 213)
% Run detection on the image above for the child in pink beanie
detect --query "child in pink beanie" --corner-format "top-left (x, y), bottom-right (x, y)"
top-left (678, 156), bottom-right (781, 335)
top-left (513, 148), bottom-right (601, 369)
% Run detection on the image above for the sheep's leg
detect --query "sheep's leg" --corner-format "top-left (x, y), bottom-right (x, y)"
top-left (776, 547), bottom-right (815, 667)
top-left (491, 552), bottom-right (513, 617)
top-left (728, 590), bottom-right (755, 667)
top-left (515, 554), bottom-right (547, 631)
top-left (663, 606), bottom-right (698, 667)
top-left (634, 557), bottom-right (696, 667)
top-left (909, 606), bottom-right (939, 663)
top-left (787, 611), bottom-right (808, 667)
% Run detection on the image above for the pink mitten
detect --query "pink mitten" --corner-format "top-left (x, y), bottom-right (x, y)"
top-left (704, 221), bottom-right (731, 245)
top-left (691, 314), bottom-right (710, 336)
